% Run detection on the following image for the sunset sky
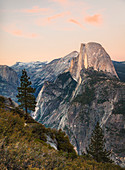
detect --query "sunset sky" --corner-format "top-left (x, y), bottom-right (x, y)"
top-left (0, 0), bottom-right (125, 66)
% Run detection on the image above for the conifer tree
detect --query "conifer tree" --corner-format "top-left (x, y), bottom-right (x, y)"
top-left (87, 122), bottom-right (112, 163)
top-left (17, 69), bottom-right (36, 113)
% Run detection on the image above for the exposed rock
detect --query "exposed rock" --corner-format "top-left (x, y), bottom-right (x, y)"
top-left (46, 135), bottom-right (57, 150)
top-left (0, 65), bottom-right (18, 85)
top-left (70, 43), bottom-right (118, 81)
top-left (0, 65), bottom-right (19, 102)
top-left (0, 95), bottom-right (18, 110)
top-left (32, 72), bottom-right (77, 127)
top-left (33, 68), bottom-right (125, 166)
top-left (66, 69), bottom-right (125, 158)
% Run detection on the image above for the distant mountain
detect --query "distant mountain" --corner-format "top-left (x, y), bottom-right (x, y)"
top-left (112, 61), bottom-right (125, 82)
top-left (0, 65), bottom-right (19, 102)
top-left (11, 51), bottom-right (78, 97)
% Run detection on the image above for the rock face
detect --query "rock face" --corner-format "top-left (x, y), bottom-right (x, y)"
top-left (0, 65), bottom-right (19, 102)
top-left (32, 72), bottom-right (77, 127)
top-left (66, 69), bottom-right (125, 158)
top-left (32, 43), bottom-right (124, 166)
top-left (33, 68), bottom-right (125, 166)
top-left (85, 43), bottom-right (118, 76)
top-left (70, 43), bottom-right (118, 81)
top-left (0, 65), bottom-right (18, 86)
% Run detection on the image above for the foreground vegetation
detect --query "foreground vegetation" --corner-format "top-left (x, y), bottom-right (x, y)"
top-left (0, 97), bottom-right (124, 169)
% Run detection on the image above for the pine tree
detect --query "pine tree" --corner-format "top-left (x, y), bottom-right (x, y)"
top-left (17, 69), bottom-right (36, 113)
top-left (86, 122), bottom-right (112, 163)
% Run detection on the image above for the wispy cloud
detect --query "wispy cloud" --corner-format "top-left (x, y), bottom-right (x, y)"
top-left (36, 11), bottom-right (70, 26)
top-left (85, 14), bottom-right (102, 25)
top-left (0, 6), bottom-right (53, 16)
top-left (11, 29), bottom-right (23, 36)
top-left (48, 11), bottom-right (70, 21)
top-left (21, 6), bottom-right (49, 14)
top-left (69, 19), bottom-right (86, 30)
top-left (20, 6), bottom-right (52, 15)
top-left (3, 25), bottom-right (38, 38)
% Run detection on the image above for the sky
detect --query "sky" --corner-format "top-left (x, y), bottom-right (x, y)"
top-left (0, 0), bottom-right (125, 66)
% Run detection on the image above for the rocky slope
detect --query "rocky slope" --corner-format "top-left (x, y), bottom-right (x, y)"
top-left (33, 68), bottom-right (125, 166)
top-left (32, 72), bottom-right (77, 126)
top-left (33, 43), bottom-right (125, 167)
top-left (11, 51), bottom-right (78, 97)
top-left (0, 65), bottom-right (19, 102)
top-left (68, 69), bottom-right (125, 161)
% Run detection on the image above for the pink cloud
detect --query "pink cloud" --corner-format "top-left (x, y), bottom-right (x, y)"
top-left (36, 11), bottom-right (70, 26)
top-left (21, 6), bottom-right (50, 14)
top-left (3, 26), bottom-right (38, 38)
top-left (85, 14), bottom-right (102, 25)
top-left (12, 29), bottom-right (23, 36)
top-left (69, 19), bottom-right (86, 30)
top-left (48, 11), bottom-right (70, 21)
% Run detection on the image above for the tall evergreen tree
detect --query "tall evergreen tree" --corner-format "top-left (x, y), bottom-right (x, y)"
top-left (86, 122), bottom-right (112, 163)
top-left (17, 69), bottom-right (36, 113)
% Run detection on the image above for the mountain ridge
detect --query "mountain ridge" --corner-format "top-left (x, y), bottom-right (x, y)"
top-left (0, 42), bottom-right (125, 167)
top-left (29, 42), bottom-right (125, 166)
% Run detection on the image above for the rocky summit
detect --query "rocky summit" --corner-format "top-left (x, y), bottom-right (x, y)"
top-left (70, 42), bottom-right (118, 81)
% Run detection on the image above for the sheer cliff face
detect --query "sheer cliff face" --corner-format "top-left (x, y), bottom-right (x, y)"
top-left (32, 72), bottom-right (77, 127)
top-left (70, 42), bottom-right (118, 81)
